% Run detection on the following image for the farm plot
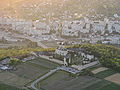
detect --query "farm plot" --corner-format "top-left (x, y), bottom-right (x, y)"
top-left (39, 71), bottom-right (102, 90)
top-left (94, 69), bottom-right (117, 79)
top-left (0, 83), bottom-right (25, 90)
top-left (0, 57), bottom-right (59, 88)
top-left (12, 58), bottom-right (59, 80)
top-left (0, 72), bottom-right (30, 87)
top-left (84, 80), bottom-right (110, 90)
top-left (29, 57), bottom-right (59, 69)
top-left (105, 73), bottom-right (120, 85)
top-left (99, 83), bottom-right (120, 90)
top-left (91, 67), bottom-right (108, 74)
top-left (84, 80), bottom-right (120, 90)
top-left (38, 71), bottom-right (70, 89)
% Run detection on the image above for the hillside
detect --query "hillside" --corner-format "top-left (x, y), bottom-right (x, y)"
top-left (1, 0), bottom-right (120, 21)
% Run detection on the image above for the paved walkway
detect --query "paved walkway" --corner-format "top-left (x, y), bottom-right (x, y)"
top-left (72, 61), bottom-right (100, 70)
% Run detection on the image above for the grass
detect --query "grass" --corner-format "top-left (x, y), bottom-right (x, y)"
top-left (13, 57), bottom-right (59, 79)
top-left (84, 80), bottom-right (120, 90)
top-left (38, 71), bottom-right (69, 89)
top-left (84, 80), bottom-right (110, 90)
top-left (32, 57), bottom-right (59, 69)
top-left (41, 41), bottom-right (58, 48)
top-left (38, 70), bottom-right (103, 90)
top-left (0, 83), bottom-right (25, 90)
top-left (86, 68), bottom-right (120, 90)
top-left (94, 69), bottom-right (117, 79)
top-left (38, 67), bottom-right (120, 90)
top-left (99, 83), bottom-right (120, 90)
top-left (0, 57), bottom-right (59, 88)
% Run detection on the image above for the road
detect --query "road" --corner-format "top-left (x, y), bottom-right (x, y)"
top-left (71, 61), bottom-right (100, 70)
top-left (31, 68), bottom-right (59, 90)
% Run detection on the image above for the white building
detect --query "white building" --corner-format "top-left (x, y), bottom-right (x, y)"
top-left (92, 21), bottom-right (105, 32)
top-left (55, 47), bottom-right (68, 56)
top-left (33, 22), bottom-right (50, 35)
top-left (61, 21), bottom-right (83, 37)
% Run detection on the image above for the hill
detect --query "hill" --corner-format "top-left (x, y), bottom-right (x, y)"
top-left (1, 0), bottom-right (120, 21)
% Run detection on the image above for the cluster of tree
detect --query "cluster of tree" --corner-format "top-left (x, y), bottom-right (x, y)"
top-left (71, 44), bottom-right (120, 72)
top-left (9, 58), bottom-right (22, 68)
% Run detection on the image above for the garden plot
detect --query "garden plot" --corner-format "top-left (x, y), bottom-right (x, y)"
top-left (0, 57), bottom-right (59, 88)
top-left (0, 72), bottom-right (30, 87)
top-left (92, 67), bottom-right (108, 74)
top-left (105, 73), bottom-right (120, 85)
top-left (39, 71), bottom-right (101, 90)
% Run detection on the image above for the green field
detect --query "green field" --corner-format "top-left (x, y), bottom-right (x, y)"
top-left (37, 71), bottom-right (70, 89)
top-left (38, 68), bottom-right (120, 90)
top-left (12, 57), bottom-right (59, 79)
top-left (0, 57), bottom-right (59, 88)
top-left (94, 69), bottom-right (117, 79)
top-left (0, 83), bottom-right (25, 90)
top-left (84, 81), bottom-right (120, 90)
top-left (38, 71), bottom-right (103, 90)
top-left (85, 68), bottom-right (120, 90)
top-left (99, 83), bottom-right (120, 90)
top-left (84, 80), bottom-right (110, 90)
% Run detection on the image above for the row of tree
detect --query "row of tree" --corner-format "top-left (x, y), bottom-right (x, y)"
top-left (0, 48), bottom-right (55, 60)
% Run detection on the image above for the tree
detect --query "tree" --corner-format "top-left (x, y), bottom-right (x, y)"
top-left (97, 40), bottom-right (102, 44)
top-left (9, 58), bottom-right (22, 68)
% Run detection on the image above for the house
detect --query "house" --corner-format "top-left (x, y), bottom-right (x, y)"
top-left (0, 66), bottom-right (12, 71)
top-left (92, 21), bottom-right (105, 33)
top-left (102, 35), bottom-right (120, 44)
top-left (33, 22), bottom-right (50, 35)
top-left (63, 54), bottom-right (71, 66)
top-left (55, 47), bottom-right (72, 66)
top-left (0, 58), bottom-right (11, 65)
top-left (62, 29), bottom-right (79, 37)
top-left (12, 19), bottom-right (32, 34)
top-left (112, 22), bottom-right (120, 33)
top-left (55, 47), bottom-right (68, 56)
top-left (61, 21), bottom-right (82, 37)
top-left (21, 56), bottom-right (36, 62)
top-left (79, 51), bottom-right (95, 60)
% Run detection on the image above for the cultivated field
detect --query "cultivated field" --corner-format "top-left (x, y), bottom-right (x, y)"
top-left (92, 67), bottom-right (108, 74)
top-left (99, 83), bottom-right (120, 90)
top-left (39, 71), bottom-right (103, 90)
top-left (105, 73), bottom-right (120, 85)
top-left (0, 72), bottom-right (30, 87)
top-left (94, 69), bottom-right (117, 79)
top-left (0, 83), bottom-right (25, 90)
top-left (0, 57), bottom-right (59, 88)
top-left (39, 68), bottom-right (120, 90)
